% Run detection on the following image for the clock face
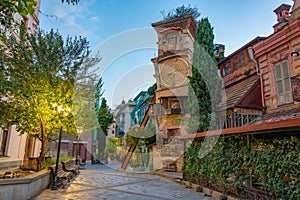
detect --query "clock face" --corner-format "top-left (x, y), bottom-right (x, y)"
top-left (160, 58), bottom-right (190, 87)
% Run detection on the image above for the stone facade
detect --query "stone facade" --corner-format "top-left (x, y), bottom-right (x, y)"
top-left (150, 15), bottom-right (196, 171)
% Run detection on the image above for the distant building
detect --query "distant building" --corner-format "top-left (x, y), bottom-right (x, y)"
top-left (113, 99), bottom-right (136, 144)
top-left (46, 131), bottom-right (93, 163)
top-left (106, 121), bottom-right (117, 139)
top-left (130, 90), bottom-right (154, 128)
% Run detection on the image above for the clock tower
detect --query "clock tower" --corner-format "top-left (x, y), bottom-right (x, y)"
top-left (150, 15), bottom-right (196, 171)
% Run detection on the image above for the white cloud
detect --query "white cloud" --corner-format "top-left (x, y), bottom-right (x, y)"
top-left (41, 1), bottom-right (100, 44)
top-left (89, 16), bottom-right (101, 23)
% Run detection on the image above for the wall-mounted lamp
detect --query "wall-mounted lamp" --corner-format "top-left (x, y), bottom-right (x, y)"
top-left (291, 48), bottom-right (300, 57)
top-left (291, 51), bottom-right (300, 57)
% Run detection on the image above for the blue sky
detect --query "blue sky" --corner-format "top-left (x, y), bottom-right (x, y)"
top-left (39, 0), bottom-right (292, 108)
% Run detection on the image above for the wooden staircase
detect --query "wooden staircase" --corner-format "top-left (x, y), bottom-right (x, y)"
top-left (120, 95), bottom-right (155, 170)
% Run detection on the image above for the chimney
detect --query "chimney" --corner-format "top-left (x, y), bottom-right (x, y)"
top-left (273, 4), bottom-right (291, 32)
top-left (214, 44), bottom-right (225, 62)
top-left (292, 0), bottom-right (300, 20)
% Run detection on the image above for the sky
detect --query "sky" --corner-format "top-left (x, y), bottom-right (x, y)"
top-left (39, 0), bottom-right (292, 108)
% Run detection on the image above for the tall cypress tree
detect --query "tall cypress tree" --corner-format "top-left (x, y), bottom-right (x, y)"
top-left (188, 18), bottom-right (221, 133)
top-left (96, 97), bottom-right (113, 160)
top-left (97, 98), bottom-right (113, 136)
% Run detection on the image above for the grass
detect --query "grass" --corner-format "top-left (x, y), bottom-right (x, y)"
top-left (42, 156), bottom-right (74, 168)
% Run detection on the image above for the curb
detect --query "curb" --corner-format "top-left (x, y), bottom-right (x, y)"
top-left (152, 173), bottom-right (239, 200)
top-left (152, 172), bottom-right (184, 185)
top-left (115, 166), bottom-right (238, 200)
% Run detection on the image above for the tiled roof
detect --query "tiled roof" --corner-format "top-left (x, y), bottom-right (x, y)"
top-left (218, 74), bottom-right (260, 110)
top-left (253, 107), bottom-right (300, 125)
top-left (152, 15), bottom-right (197, 38)
top-left (176, 117), bottom-right (300, 140)
top-left (218, 37), bottom-right (265, 65)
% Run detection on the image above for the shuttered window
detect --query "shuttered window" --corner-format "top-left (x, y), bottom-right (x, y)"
top-left (274, 60), bottom-right (293, 105)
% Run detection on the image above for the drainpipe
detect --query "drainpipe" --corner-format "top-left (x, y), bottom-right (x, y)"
top-left (248, 47), bottom-right (265, 109)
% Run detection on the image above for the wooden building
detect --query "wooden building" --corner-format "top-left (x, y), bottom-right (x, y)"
top-left (217, 37), bottom-right (265, 129)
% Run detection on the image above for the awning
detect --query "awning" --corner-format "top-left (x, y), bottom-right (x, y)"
top-left (218, 74), bottom-right (262, 110)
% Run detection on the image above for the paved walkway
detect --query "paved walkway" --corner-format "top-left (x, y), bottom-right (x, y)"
top-left (35, 164), bottom-right (214, 200)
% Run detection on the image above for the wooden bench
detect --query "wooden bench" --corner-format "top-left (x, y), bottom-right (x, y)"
top-left (62, 159), bottom-right (80, 175)
top-left (49, 163), bottom-right (73, 186)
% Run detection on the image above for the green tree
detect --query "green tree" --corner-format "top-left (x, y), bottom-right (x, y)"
top-left (188, 18), bottom-right (221, 133)
top-left (97, 98), bottom-right (113, 136)
top-left (62, 0), bottom-right (79, 5)
top-left (96, 97), bottom-right (113, 160)
top-left (0, 0), bottom-right (79, 27)
top-left (160, 4), bottom-right (200, 21)
top-left (0, 27), bottom-right (100, 168)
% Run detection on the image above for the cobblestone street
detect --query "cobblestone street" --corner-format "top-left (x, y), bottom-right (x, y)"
top-left (35, 164), bottom-right (214, 200)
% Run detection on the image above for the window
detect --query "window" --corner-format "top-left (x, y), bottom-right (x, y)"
top-left (170, 98), bottom-right (181, 114)
top-left (234, 58), bottom-right (239, 70)
top-left (222, 65), bottom-right (227, 76)
top-left (119, 113), bottom-right (125, 125)
top-left (226, 62), bottom-right (232, 74)
top-left (165, 129), bottom-right (179, 144)
top-left (240, 55), bottom-right (245, 66)
top-left (134, 112), bottom-right (138, 125)
top-left (165, 32), bottom-right (178, 44)
top-left (274, 60), bottom-right (293, 105)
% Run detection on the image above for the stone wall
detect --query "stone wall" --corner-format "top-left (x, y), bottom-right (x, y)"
top-left (0, 169), bottom-right (50, 200)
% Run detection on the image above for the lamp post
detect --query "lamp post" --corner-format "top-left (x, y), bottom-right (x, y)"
top-left (75, 128), bottom-right (82, 165)
top-left (51, 126), bottom-right (63, 190)
top-left (51, 104), bottom-right (68, 190)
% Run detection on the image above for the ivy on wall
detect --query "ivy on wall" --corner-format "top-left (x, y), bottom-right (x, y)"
top-left (183, 135), bottom-right (300, 199)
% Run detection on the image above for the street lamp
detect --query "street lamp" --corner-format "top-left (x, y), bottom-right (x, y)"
top-left (51, 103), bottom-right (69, 190)
top-left (75, 128), bottom-right (83, 165)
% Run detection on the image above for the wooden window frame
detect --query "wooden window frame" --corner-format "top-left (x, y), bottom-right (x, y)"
top-left (274, 60), bottom-right (293, 106)
top-left (240, 54), bottom-right (245, 66)
top-left (234, 58), bottom-right (239, 70)
top-left (165, 32), bottom-right (179, 45)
